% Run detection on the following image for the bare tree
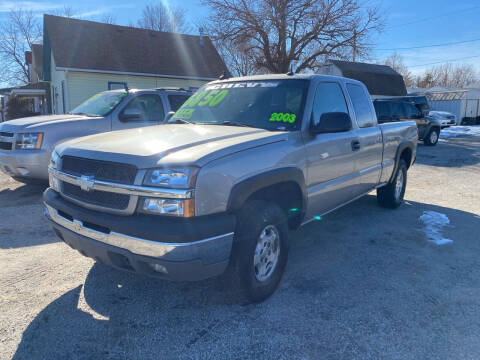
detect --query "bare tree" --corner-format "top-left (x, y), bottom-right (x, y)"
top-left (0, 8), bottom-right (41, 85)
top-left (215, 39), bottom-right (259, 76)
top-left (202, 0), bottom-right (383, 74)
top-left (137, 3), bottom-right (189, 33)
top-left (53, 5), bottom-right (75, 18)
top-left (382, 52), bottom-right (414, 87)
top-left (416, 63), bottom-right (478, 88)
top-left (101, 14), bottom-right (117, 25)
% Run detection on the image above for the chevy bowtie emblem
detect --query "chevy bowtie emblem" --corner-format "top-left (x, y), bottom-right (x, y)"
top-left (79, 175), bottom-right (95, 192)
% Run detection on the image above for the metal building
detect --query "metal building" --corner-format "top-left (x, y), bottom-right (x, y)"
top-left (414, 88), bottom-right (480, 125)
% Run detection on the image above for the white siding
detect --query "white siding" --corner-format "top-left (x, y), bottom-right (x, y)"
top-left (50, 53), bottom-right (68, 114)
top-left (66, 72), bottom-right (207, 110)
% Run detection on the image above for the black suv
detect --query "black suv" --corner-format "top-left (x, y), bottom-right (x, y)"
top-left (373, 98), bottom-right (441, 146)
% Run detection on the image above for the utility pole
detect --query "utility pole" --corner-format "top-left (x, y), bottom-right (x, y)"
top-left (352, 29), bottom-right (357, 62)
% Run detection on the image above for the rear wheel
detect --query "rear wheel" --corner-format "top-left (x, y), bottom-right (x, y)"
top-left (424, 128), bottom-right (439, 146)
top-left (228, 200), bottom-right (289, 303)
top-left (377, 159), bottom-right (407, 209)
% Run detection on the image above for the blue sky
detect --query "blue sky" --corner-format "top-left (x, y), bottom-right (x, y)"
top-left (2, 0), bottom-right (480, 75)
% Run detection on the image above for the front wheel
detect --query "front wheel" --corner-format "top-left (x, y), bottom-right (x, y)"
top-left (228, 200), bottom-right (289, 303)
top-left (424, 128), bottom-right (439, 146)
top-left (377, 159), bottom-right (407, 209)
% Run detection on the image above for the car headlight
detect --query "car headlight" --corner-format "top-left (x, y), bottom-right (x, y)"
top-left (143, 167), bottom-right (198, 189)
top-left (15, 132), bottom-right (43, 150)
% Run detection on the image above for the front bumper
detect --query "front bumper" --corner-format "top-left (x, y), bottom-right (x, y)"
top-left (0, 149), bottom-right (50, 180)
top-left (44, 188), bottom-right (236, 281)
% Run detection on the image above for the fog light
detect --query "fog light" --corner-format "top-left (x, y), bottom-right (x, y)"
top-left (150, 263), bottom-right (168, 274)
top-left (142, 198), bottom-right (194, 217)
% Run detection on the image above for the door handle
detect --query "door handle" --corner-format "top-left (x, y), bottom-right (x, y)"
top-left (351, 140), bottom-right (361, 151)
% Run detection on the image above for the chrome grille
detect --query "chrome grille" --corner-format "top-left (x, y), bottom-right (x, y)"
top-left (61, 156), bottom-right (137, 184)
top-left (62, 182), bottom-right (130, 210)
top-left (59, 156), bottom-right (138, 212)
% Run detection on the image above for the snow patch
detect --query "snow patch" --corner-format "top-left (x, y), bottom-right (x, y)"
top-left (440, 126), bottom-right (480, 138)
top-left (419, 211), bottom-right (453, 245)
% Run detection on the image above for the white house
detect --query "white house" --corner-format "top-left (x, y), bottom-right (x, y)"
top-left (32, 15), bottom-right (229, 114)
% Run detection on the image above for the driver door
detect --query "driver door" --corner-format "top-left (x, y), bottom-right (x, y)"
top-left (112, 93), bottom-right (165, 130)
top-left (304, 81), bottom-right (359, 218)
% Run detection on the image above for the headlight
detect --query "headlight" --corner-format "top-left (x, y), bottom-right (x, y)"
top-left (141, 198), bottom-right (195, 217)
top-left (15, 132), bottom-right (43, 150)
top-left (50, 151), bottom-right (60, 170)
top-left (143, 167), bottom-right (198, 188)
top-left (48, 151), bottom-right (60, 191)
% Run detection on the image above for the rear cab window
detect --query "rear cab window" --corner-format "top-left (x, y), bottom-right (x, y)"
top-left (168, 94), bottom-right (191, 111)
top-left (346, 83), bottom-right (376, 128)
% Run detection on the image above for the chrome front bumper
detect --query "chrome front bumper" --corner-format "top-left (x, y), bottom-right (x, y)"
top-left (45, 203), bottom-right (234, 280)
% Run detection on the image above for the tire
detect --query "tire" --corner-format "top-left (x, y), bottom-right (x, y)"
top-left (377, 159), bottom-right (407, 209)
top-left (424, 128), bottom-right (439, 146)
top-left (228, 200), bottom-right (289, 303)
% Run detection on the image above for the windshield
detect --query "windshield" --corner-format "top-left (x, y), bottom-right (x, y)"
top-left (170, 80), bottom-right (309, 131)
top-left (70, 92), bottom-right (127, 117)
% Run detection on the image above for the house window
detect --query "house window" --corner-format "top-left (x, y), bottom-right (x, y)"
top-left (108, 82), bottom-right (127, 90)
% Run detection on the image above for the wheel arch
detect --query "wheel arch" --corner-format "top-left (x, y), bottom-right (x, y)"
top-left (227, 167), bottom-right (307, 229)
top-left (389, 141), bottom-right (414, 183)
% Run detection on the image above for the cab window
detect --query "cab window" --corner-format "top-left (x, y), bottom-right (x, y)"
top-left (346, 83), bottom-right (375, 128)
top-left (312, 82), bottom-right (349, 127)
top-left (121, 94), bottom-right (164, 122)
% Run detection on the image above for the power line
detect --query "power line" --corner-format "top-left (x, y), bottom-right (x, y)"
top-left (386, 5), bottom-right (480, 29)
top-left (408, 55), bottom-right (480, 68)
top-left (376, 37), bottom-right (480, 51)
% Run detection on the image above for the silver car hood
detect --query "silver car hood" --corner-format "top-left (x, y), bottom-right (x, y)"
top-left (57, 124), bottom-right (288, 168)
top-left (0, 114), bottom-right (100, 131)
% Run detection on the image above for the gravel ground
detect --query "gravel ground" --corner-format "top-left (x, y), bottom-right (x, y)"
top-left (1, 132), bottom-right (480, 360)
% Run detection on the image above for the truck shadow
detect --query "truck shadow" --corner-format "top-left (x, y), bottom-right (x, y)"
top-left (12, 196), bottom-right (480, 359)
top-left (0, 182), bottom-right (46, 208)
top-left (415, 137), bottom-right (480, 167)
top-left (0, 184), bottom-right (57, 249)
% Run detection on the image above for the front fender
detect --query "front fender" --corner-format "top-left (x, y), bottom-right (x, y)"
top-left (227, 167), bottom-right (307, 213)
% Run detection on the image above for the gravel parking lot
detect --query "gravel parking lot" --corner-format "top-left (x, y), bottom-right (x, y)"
top-left (1, 131), bottom-right (479, 360)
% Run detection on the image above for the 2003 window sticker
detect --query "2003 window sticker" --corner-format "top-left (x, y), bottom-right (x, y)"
top-left (269, 112), bottom-right (296, 123)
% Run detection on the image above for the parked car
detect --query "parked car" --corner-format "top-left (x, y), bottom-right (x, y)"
top-left (429, 110), bottom-right (457, 128)
top-left (44, 74), bottom-right (417, 302)
top-left (399, 96), bottom-right (430, 116)
top-left (0, 88), bottom-right (192, 183)
top-left (373, 99), bottom-right (442, 146)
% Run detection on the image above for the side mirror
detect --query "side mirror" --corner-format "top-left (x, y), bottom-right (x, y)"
top-left (164, 111), bottom-right (175, 123)
top-left (119, 107), bottom-right (142, 121)
top-left (311, 112), bottom-right (352, 134)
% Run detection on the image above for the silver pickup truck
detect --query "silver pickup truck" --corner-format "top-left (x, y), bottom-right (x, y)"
top-left (0, 88), bottom-right (191, 183)
top-left (44, 74), bottom-right (417, 302)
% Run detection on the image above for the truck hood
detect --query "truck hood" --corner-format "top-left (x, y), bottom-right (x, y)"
top-left (0, 114), bottom-right (102, 132)
top-left (57, 124), bottom-right (289, 168)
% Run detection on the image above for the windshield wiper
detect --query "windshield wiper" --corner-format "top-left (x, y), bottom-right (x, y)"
top-left (215, 121), bottom-right (258, 128)
top-left (169, 118), bottom-right (193, 124)
top-left (70, 112), bottom-right (96, 117)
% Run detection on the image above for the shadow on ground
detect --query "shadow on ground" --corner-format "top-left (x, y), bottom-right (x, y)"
top-left (415, 137), bottom-right (480, 167)
top-left (0, 183), bottom-right (46, 208)
top-left (12, 196), bottom-right (480, 359)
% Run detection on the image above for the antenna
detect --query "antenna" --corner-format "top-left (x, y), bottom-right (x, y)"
top-left (286, 65), bottom-right (294, 76)
top-left (123, 83), bottom-right (129, 93)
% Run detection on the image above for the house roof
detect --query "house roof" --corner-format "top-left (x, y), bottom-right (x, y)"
top-left (327, 60), bottom-right (407, 96)
top-left (43, 15), bottom-right (229, 80)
